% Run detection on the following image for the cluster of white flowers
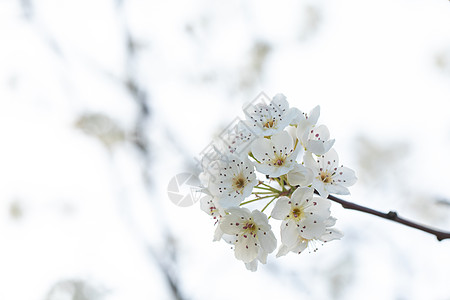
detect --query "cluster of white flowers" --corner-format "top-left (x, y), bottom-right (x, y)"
top-left (198, 93), bottom-right (357, 271)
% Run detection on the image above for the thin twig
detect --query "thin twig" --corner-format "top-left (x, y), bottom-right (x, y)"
top-left (240, 195), bottom-right (275, 206)
top-left (261, 196), bottom-right (277, 213)
top-left (321, 192), bottom-right (450, 241)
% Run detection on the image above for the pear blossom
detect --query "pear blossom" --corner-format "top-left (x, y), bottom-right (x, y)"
top-left (295, 105), bottom-right (320, 134)
top-left (304, 149), bottom-right (357, 198)
top-left (276, 216), bottom-right (343, 257)
top-left (276, 235), bottom-right (308, 257)
top-left (192, 92), bottom-right (358, 271)
top-left (243, 93), bottom-right (300, 137)
top-left (208, 154), bottom-right (258, 208)
top-left (320, 216), bottom-right (344, 243)
top-left (219, 233), bottom-right (270, 271)
top-left (216, 120), bottom-right (256, 157)
top-left (286, 163), bottom-right (314, 187)
top-left (200, 194), bottom-right (225, 241)
top-left (298, 124), bottom-right (335, 155)
top-left (198, 143), bottom-right (226, 187)
top-left (244, 248), bottom-right (269, 272)
top-left (294, 105), bottom-right (334, 155)
top-left (251, 131), bottom-right (301, 177)
top-left (220, 207), bottom-right (277, 265)
top-left (200, 194), bottom-right (224, 220)
top-left (271, 187), bottom-right (331, 248)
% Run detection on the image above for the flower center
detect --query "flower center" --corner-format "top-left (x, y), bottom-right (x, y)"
top-left (242, 221), bottom-right (257, 234)
top-left (272, 155), bottom-right (286, 166)
top-left (263, 119), bottom-right (275, 128)
top-left (290, 207), bottom-right (305, 222)
top-left (232, 173), bottom-right (247, 193)
top-left (320, 171), bottom-right (333, 183)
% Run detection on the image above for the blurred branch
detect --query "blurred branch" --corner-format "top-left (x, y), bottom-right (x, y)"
top-left (317, 191), bottom-right (450, 241)
top-left (112, 5), bottom-right (186, 300)
top-left (147, 238), bottom-right (184, 300)
top-left (20, 0), bottom-right (33, 20)
top-left (436, 198), bottom-right (450, 207)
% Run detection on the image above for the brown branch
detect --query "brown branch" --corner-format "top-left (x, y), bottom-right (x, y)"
top-left (320, 192), bottom-right (450, 241)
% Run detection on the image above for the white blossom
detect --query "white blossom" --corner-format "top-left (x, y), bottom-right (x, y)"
top-left (276, 216), bottom-right (343, 257)
top-left (215, 120), bottom-right (256, 157)
top-left (195, 93), bottom-right (357, 271)
top-left (298, 124), bottom-right (335, 156)
top-left (198, 145), bottom-right (225, 187)
top-left (320, 216), bottom-right (344, 243)
top-left (251, 131), bottom-right (301, 177)
top-left (295, 105), bottom-right (320, 134)
top-left (205, 154), bottom-right (257, 208)
top-left (243, 93), bottom-right (300, 137)
top-left (220, 207), bottom-right (277, 265)
top-left (244, 248), bottom-right (270, 272)
top-left (286, 163), bottom-right (314, 187)
top-left (294, 105), bottom-right (334, 155)
top-left (271, 187), bottom-right (331, 248)
top-left (200, 194), bottom-right (225, 241)
top-left (304, 149), bottom-right (357, 198)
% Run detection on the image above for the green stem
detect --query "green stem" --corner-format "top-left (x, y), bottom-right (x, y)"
top-left (254, 186), bottom-right (277, 192)
top-left (261, 196), bottom-right (277, 213)
top-left (281, 175), bottom-right (288, 191)
top-left (240, 195), bottom-right (275, 206)
top-left (258, 182), bottom-right (278, 189)
top-left (248, 152), bottom-right (260, 163)
top-left (252, 191), bottom-right (275, 194)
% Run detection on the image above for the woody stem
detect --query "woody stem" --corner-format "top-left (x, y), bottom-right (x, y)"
top-left (317, 191), bottom-right (450, 241)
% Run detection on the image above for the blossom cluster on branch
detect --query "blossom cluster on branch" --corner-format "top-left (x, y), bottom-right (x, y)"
top-left (198, 93), bottom-right (357, 271)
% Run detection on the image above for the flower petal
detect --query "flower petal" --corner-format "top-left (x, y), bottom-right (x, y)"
top-left (298, 218), bottom-right (327, 239)
top-left (271, 197), bottom-right (291, 220)
top-left (304, 196), bottom-right (331, 220)
top-left (312, 181), bottom-right (329, 198)
top-left (258, 228), bottom-right (277, 254)
top-left (334, 166), bottom-right (357, 187)
top-left (199, 194), bottom-right (214, 215)
top-left (276, 244), bottom-right (290, 258)
top-left (221, 233), bottom-right (236, 244)
top-left (287, 164), bottom-right (314, 187)
top-left (327, 184), bottom-right (350, 195)
top-left (251, 137), bottom-right (273, 162)
top-left (288, 108), bottom-right (302, 126)
top-left (220, 207), bottom-right (250, 234)
top-left (281, 219), bottom-right (300, 248)
top-left (245, 259), bottom-right (258, 272)
top-left (324, 216), bottom-right (337, 227)
top-left (306, 139), bottom-right (335, 156)
top-left (218, 195), bottom-right (242, 209)
top-left (271, 131), bottom-right (294, 153)
top-left (322, 148), bottom-right (339, 166)
top-left (291, 239), bottom-right (308, 254)
top-left (235, 235), bottom-right (259, 263)
top-left (251, 210), bottom-right (271, 231)
top-left (308, 105), bottom-right (320, 125)
top-left (271, 93), bottom-right (289, 111)
top-left (257, 249), bottom-right (269, 264)
top-left (320, 228), bottom-right (344, 242)
top-left (290, 186), bottom-right (314, 206)
top-left (303, 151), bottom-right (317, 169)
top-left (213, 225), bottom-right (224, 242)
